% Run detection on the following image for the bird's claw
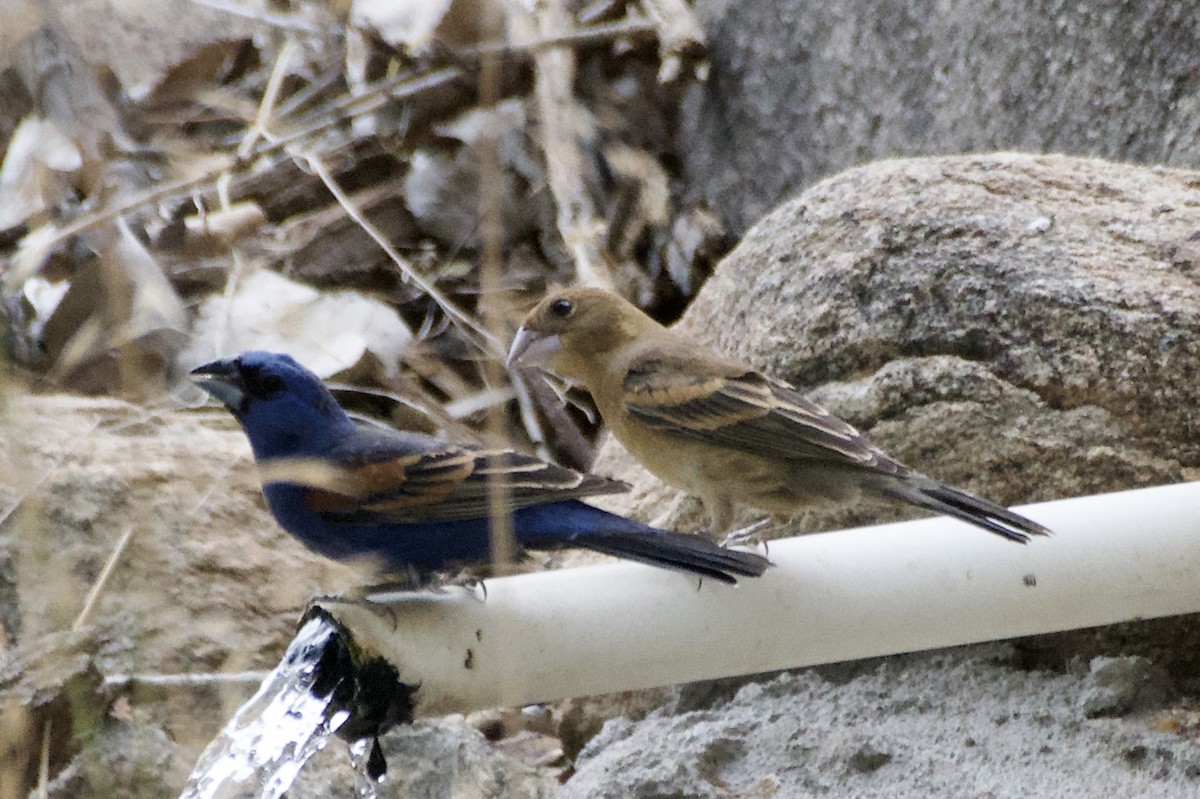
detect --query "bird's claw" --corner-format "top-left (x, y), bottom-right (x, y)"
top-left (719, 517), bottom-right (772, 552)
top-left (440, 571), bottom-right (489, 602)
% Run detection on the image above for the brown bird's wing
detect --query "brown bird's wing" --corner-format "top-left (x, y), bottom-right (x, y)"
top-left (622, 352), bottom-right (899, 472)
top-left (297, 426), bottom-right (628, 523)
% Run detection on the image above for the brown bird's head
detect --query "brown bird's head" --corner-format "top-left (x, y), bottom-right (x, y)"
top-left (506, 287), bottom-right (661, 384)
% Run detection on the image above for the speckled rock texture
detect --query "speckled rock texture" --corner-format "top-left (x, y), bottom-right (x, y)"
top-left (562, 647), bottom-right (1200, 799)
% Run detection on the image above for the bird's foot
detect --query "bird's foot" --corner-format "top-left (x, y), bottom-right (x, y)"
top-left (719, 518), bottom-right (772, 552)
top-left (441, 571), bottom-right (489, 602)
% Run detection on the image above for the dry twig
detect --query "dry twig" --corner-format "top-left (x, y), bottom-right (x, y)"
top-left (513, 1), bottom-right (615, 290)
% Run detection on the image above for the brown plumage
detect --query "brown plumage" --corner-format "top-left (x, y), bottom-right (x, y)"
top-left (507, 287), bottom-right (1050, 543)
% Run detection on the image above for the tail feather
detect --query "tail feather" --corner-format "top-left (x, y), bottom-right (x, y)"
top-left (519, 500), bottom-right (771, 583)
top-left (884, 479), bottom-right (1051, 543)
top-left (575, 530), bottom-right (771, 584)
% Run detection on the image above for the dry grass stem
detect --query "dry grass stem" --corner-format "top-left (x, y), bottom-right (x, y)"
top-left (72, 525), bottom-right (135, 632)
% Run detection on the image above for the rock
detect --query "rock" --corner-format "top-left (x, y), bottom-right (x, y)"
top-left (563, 647), bottom-right (1200, 798)
top-left (0, 629), bottom-right (106, 795)
top-left (1080, 656), bottom-right (1173, 719)
top-left (556, 688), bottom-right (672, 762)
top-left (42, 720), bottom-right (185, 799)
top-left (287, 717), bottom-right (558, 799)
top-left (681, 0), bottom-right (1200, 232)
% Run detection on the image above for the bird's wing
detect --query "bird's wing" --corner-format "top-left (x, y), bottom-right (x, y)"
top-left (276, 426), bottom-right (627, 523)
top-left (622, 351), bottom-right (897, 471)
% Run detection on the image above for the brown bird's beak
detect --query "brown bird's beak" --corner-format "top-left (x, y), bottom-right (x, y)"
top-left (506, 327), bottom-right (562, 369)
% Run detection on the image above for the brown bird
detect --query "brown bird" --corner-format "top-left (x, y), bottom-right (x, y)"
top-left (507, 287), bottom-right (1050, 543)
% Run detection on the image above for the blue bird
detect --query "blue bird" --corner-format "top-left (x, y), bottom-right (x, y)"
top-left (190, 351), bottom-right (770, 584)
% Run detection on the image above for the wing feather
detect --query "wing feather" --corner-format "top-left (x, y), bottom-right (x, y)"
top-left (286, 426), bottom-right (626, 523)
top-left (623, 354), bottom-right (891, 469)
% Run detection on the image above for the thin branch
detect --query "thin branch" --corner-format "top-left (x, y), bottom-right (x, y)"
top-left (464, 15), bottom-right (658, 57)
top-left (259, 67), bottom-right (464, 155)
top-left (513, 0), bottom-right (615, 289)
top-left (10, 68), bottom-right (463, 287)
top-left (443, 386), bottom-right (517, 419)
top-left (289, 144), bottom-right (503, 354)
top-left (237, 35), bottom-right (300, 160)
top-left (103, 670), bottom-right (272, 688)
top-left (35, 720), bottom-right (50, 799)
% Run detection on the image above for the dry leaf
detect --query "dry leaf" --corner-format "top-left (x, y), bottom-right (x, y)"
top-left (183, 269), bottom-right (413, 379)
top-left (405, 99), bottom-right (541, 249)
top-left (50, 0), bottom-right (260, 102)
top-left (351, 0), bottom-right (501, 52)
top-left (0, 115), bottom-right (82, 231)
top-left (42, 220), bottom-right (188, 396)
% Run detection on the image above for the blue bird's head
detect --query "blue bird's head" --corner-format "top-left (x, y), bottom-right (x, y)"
top-left (191, 351), bottom-right (353, 459)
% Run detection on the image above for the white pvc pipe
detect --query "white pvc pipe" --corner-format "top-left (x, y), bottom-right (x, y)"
top-left (316, 482), bottom-right (1200, 717)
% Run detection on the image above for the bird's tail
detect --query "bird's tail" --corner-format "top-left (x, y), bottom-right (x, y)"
top-left (576, 528), bottom-right (771, 584)
top-left (880, 478), bottom-right (1051, 544)
top-left (525, 501), bottom-right (771, 584)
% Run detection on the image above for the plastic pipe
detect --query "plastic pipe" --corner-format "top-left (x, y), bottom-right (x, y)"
top-left (314, 482), bottom-right (1200, 717)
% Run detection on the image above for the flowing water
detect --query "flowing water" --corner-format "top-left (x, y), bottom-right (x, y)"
top-left (178, 615), bottom-right (383, 799)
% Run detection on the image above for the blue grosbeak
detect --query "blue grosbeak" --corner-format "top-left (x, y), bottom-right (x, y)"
top-left (508, 288), bottom-right (1050, 542)
top-left (190, 351), bottom-right (769, 584)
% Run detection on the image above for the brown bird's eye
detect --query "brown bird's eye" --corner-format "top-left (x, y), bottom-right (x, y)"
top-left (550, 297), bottom-right (574, 318)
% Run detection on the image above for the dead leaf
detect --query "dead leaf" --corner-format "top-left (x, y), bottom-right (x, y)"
top-left (351, 0), bottom-right (502, 52)
top-left (0, 115), bottom-right (83, 231)
top-left (183, 269), bottom-right (413, 380)
top-left (42, 220), bottom-right (188, 397)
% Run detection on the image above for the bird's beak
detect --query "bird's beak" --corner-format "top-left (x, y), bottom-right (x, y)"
top-left (506, 327), bottom-right (562, 369)
top-left (190, 358), bottom-right (247, 412)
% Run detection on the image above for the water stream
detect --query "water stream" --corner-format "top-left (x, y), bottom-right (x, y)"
top-left (178, 614), bottom-right (383, 799)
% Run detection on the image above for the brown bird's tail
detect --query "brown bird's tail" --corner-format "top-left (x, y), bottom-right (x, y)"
top-left (575, 529), bottom-right (772, 584)
top-left (881, 478), bottom-right (1052, 544)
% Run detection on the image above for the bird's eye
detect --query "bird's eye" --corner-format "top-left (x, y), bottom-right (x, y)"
top-left (550, 297), bottom-right (574, 318)
top-left (242, 366), bottom-right (285, 397)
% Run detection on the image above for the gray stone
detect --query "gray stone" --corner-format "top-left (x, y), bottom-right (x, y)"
top-left (1080, 656), bottom-right (1173, 719)
top-left (562, 647), bottom-right (1200, 798)
top-left (681, 0), bottom-right (1200, 232)
top-left (287, 717), bottom-right (557, 799)
top-left (43, 721), bottom-right (185, 799)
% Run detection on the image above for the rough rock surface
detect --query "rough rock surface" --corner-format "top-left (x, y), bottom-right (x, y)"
top-left (289, 717), bottom-right (558, 798)
top-left (562, 646), bottom-right (1200, 799)
top-left (682, 0), bottom-right (1200, 232)
top-left (582, 153), bottom-right (1200, 796)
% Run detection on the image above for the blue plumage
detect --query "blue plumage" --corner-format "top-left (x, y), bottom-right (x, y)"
top-left (191, 351), bottom-right (769, 584)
